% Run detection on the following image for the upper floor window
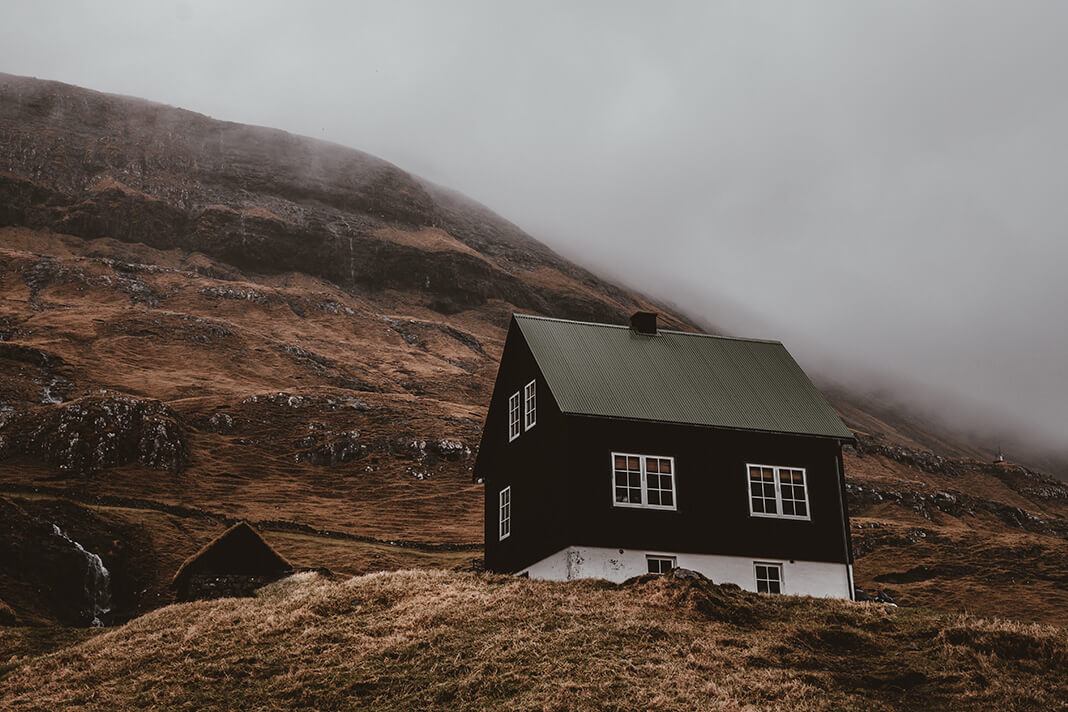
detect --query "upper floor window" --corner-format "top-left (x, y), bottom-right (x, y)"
top-left (507, 392), bottom-right (521, 442)
top-left (523, 380), bottom-right (536, 431)
top-left (747, 464), bottom-right (810, 520)
top-left (612, 453), bottom-right (676, 510)
top-left (499, 486), bottom-right (511, 540)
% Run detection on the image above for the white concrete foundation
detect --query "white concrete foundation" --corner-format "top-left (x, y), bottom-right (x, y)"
top-left (520, 546), bottom-right (853, 599)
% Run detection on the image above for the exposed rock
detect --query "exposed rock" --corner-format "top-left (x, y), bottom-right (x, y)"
top-left (853, 434), bottom-right (1067, 503)
top-left (0, 392), bottom-right (186, 473)
top-left (846, 481), bottom-right (1068, 539)
top-left (198, 284), bottom-right (273, 304)
top-left (0, 342), bottom-right (74, 406)
top-left (295, 430), bottom-right (366, 465)
top-left (671, 567), bottom-right (710, 582)
top-left (872, 590), bottom-right (897, 606)
top-left (206, 412), bottom-right (234, 433)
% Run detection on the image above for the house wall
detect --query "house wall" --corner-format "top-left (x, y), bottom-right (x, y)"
top-left (520, 545), bottom-right (853, 599)
top-left (563, 416), bottom-right (852, 566)
top-left (476, 318), bottom-right (570, 573)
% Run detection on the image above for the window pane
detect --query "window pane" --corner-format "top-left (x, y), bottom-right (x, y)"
top-left (614, 455), bottom-right (626, 468)
top-left (661, 492), bottom-right (673, 507)
top-left (648, 491), bottom-right (661, 505)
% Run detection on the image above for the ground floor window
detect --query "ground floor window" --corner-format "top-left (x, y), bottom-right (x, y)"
top-left (755, 562), bottom-right (782, 594)
top-left (647, 555), bottom-right (677, 574)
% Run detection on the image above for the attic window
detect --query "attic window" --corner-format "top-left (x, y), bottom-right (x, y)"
top-left (755, 562), bottom-right (783, 594)
top-left (612, 453), bottom-right (676, 510)
top-left (523, 380), bottom-right (536, 431)
top-left (747, 465), bottom-right (810, 520)
top-left (508, 392), bottom-right (521, 442)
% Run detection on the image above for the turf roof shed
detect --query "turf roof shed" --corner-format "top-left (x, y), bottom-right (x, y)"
top-left (172, 521), bottom-right (292, 601)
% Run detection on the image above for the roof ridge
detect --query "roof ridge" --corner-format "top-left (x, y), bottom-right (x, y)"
top-left (512, 313), bottom-right (783, 346)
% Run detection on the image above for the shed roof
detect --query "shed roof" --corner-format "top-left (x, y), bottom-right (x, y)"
top-left (171, 521), bottom-right (291, 589)
top-left (514, 314), bottom-right (853, 440)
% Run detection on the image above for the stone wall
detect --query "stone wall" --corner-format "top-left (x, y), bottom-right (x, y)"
top-left (181, 572), bottom-right (288, 601)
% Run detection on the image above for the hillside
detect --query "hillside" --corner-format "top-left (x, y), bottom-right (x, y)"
top-left (0, 72), bottom-right (1066, 636)
top-left (2, 570), bottom-right (1067, 711)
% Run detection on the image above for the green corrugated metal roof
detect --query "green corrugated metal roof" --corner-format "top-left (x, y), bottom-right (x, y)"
top-left (515, 314), bottom-right (853, 440)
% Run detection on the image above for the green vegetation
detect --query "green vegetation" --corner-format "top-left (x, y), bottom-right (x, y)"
top-left (2, 570), bottom-right (1065, 711)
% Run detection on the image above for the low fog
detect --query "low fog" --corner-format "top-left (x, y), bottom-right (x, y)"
top-left (2, 2), bottom-right (1065, 462)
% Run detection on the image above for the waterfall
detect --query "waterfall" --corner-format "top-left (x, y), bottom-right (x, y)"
top-left (51, 524), bottom-right (112, 626)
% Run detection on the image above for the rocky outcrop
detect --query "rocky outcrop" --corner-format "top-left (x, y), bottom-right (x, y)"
top-left (846, 482), bottom-right (1068, 538)
top-left (0, 393), bottom-right (186, 474)
top-left (294, 430), bottom-right (366, 465)
top-left (851, 435), bottom-right (1066, 501)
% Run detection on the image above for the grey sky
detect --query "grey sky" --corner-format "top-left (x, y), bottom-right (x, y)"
top-left (2, 1), bottom-right (1066, 457)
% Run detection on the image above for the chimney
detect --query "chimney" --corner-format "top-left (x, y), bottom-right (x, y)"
top-left (630, 311), bottom-right (658, 335)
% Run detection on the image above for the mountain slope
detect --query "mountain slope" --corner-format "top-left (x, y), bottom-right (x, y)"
top-left (0, 73), bottom-right (1065, 630)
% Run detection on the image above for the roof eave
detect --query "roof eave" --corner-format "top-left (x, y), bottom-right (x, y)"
top-left (561, 410), bottom-right (855, 442)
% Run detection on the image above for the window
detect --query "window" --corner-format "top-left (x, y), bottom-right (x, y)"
top-left (647, 555), bottom-right (676, 574)
top-left (747, 464), bottom-right (810, 520)
top-left (507, 392), bottom-right (520, 442)
top-left (755, 562), bottom-right (783, 594)
top-left (499, 487), bottom-right (511, 540)
top-left (611, 453), bottom-right (676, 510)
top-left (523, 380), bottom-right (536, 431)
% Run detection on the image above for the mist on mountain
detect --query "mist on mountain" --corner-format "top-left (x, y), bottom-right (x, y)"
top-left (1, 1), bottom-right (1065, 467)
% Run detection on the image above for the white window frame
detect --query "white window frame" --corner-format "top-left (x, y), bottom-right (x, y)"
top-left (498, 486), bottom-right (511, 540)
top-left (507, 392), bottom-right (521, 442)
top-left (746, 464), bottom-right (811, 521)
top-left (610, 452), bottom-right (677, 511)
top-left (646, 554), bottom-right (677, 574)
top-left (523, 380), bottom-right (536, 431)
top-left (754, 561), bottom-right (783, 594)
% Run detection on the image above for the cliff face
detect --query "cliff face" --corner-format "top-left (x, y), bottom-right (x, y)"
top-left (0, 74), bottom-right (1064, 629)
top-left (0, 72), bottom-right (652, 326)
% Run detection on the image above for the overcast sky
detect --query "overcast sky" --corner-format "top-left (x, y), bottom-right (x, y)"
top-left (2, 1), bottom-right (1066, 457)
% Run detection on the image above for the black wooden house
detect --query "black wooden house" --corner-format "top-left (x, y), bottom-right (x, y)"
top-left (474, 312), bottom-right (856, 598)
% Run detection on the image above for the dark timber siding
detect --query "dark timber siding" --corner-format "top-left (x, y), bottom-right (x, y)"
top-left (477, 320), bottom-right (569, 573)
top-left (562, 416), bottom-right (852, 566)
top-left (475, 319), bottom-right (853, 575)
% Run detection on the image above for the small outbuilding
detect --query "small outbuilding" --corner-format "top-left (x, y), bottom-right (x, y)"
top-left (172, 521), bottom-right (292, 601)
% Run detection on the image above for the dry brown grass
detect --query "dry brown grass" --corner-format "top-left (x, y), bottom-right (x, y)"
top-left (2, 570), bottom-right (1066, 711)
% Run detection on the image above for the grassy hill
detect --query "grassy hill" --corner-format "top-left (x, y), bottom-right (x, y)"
top-left (2, 570), bottom-right (1066, 711)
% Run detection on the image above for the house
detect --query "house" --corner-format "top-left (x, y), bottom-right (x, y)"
top-left (172, 521), bottom-right (292, 601)
top-left (473, 312), bottom-right (857, 599)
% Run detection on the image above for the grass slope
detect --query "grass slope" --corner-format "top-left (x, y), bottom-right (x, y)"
top-left (2, 570), bottom-right (1065, 711)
